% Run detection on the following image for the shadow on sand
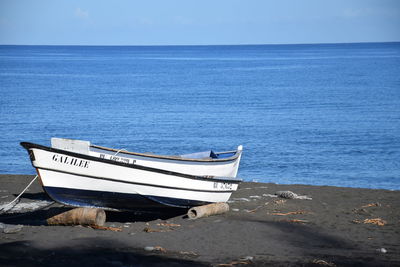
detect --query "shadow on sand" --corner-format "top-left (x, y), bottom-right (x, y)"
top-left (0, 238), bottom-right (207, 267)
top-left (232, 217), bottom-right (383, 267)
top-left (1, 192), bottom-right (188, 225)
top-left (0, 207), bottom-right (188, 226)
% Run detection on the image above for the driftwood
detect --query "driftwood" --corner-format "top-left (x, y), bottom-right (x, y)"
top-left (47, 208), bottom-right (106, 226)
top-left (90, 225), bottom-right (122, 231)
top-left (187, 202), bottom-right (229, 220)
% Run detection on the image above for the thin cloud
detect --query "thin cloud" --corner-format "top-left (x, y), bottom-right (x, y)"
top-left (75, 7), bottom-right (89, 19)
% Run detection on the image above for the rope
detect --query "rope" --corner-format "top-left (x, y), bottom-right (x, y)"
top-left (0, 175), bottom-right (38, 213)
top-left (113, 148), bottom-right (126, 156)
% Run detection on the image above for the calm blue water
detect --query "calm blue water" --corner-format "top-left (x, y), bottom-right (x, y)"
top-left (1, 43), bottom-right (400, 190)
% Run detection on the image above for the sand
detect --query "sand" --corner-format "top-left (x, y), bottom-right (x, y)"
top-left (0, 175), bottom-right (399, 266)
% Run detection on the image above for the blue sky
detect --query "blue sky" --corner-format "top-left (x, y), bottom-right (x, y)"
top-left (0, 0), bottom-right (399, 45)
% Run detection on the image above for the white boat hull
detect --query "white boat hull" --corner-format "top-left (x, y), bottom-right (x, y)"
top-left (21, 142), bottom-right (241, 210)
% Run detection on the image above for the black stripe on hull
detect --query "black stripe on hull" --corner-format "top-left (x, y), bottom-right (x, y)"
top-left (44, 186), bottom-right (211, 210)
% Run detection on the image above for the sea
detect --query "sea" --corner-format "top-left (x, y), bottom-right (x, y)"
top-left (1, 43), bottom-right (399, 190)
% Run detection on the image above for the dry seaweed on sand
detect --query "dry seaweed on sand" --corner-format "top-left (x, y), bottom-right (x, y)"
top-left (352, 218), bottom-right (387, 226)
top-left (361, 202), bottom-right (381, 208)
top-left (363, 218), bottom-right (387, 226)
top-left (271, 210), bottom-right (309, 216)
top-left (89, 225), bottom-right (122, 232)
top-left (312, 259), bottom-right (336, 266)
top-left (143, 221), bottom-right (181, 232)
top-left (217, 256), bottom-right (253, 266)
top-left (143, 227), bottom-right (171, 233)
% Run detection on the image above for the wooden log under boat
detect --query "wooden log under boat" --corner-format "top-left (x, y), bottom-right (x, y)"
top-left (187, 202), bottom-right (229, 219)
top-left (46, 208), bottom-right (106, 226)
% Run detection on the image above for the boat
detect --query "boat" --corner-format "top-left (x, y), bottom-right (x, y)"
top-left (20, 141), bottom-right (242, 210)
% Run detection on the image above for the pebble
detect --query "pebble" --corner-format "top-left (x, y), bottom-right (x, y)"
top-left (231, 208), bottom-right (239, 212)
top-left (144, 246), bottom-right (155, 251)
top-left (377, 248), bottom-right (387, 254)
top-left (240, 256), bottom-right (254, 261)
top-left (275, 191), bottom-right (297, 199)
top-left (275, 191), bottom-right (312, 200)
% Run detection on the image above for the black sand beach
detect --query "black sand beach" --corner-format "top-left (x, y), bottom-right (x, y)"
top-left (0, 175), bottom-right (399, 266)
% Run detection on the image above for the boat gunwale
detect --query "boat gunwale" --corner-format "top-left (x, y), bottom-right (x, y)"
top-left (90, 144), bottom-right (241, 162)
top-left (20, 142), bottom-right (242, 184)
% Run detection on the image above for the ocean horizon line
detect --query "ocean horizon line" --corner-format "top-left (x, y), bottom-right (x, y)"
top-left (1, 41), bottom-right (400, 48)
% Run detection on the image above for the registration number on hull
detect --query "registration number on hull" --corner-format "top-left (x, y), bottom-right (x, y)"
top-left (213, 182), bottom-right (233, 190)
